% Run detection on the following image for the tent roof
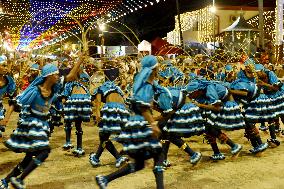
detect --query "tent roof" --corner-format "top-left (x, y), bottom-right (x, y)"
top-left (222, 13), bottom-right (260, 32)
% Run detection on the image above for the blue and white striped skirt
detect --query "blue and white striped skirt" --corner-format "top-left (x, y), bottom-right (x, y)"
top-left (165, 103), bottom-right (205, 137)
top-left (98, 102), bottom-right (129, 134)
top-left (63, 94), bottom-right (92, 122)
top-left (5, 115), bottom-right (50, 153)
top-left (244, 93), bottom-right (276, 123)
top-left (207, 101), bottom-right (246, 130)
top-left (0, 101), bottom-right (5, 120)
top-left (117, 115), bottom-right (162, 159)
top-left (266, 87), bottom-right (284, 117)
top-left (49, 106), bottom-right (62, 126)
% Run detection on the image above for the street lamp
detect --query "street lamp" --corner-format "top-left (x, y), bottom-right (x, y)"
top-left (98, 22), bottom-right (107, 58)
top-left (99, 23), bottom-right (106, 32)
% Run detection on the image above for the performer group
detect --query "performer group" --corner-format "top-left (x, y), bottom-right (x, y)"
top-left (0, 52), bottom-right (283, 189)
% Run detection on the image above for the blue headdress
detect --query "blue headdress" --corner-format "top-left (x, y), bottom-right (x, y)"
top-left (186, 79), bottom-right (208, 94)
top-left (133, 55), bottom-right (158, 95)
top-left (30, 63), bottom-right (40, 71)
top-left (244, 58), bottom-right (256, 66)
top-left (17, 64), bottom-right (60, 106)
top-left (225, 65), bottom-right (233, 72)
top-left (254, 64), bottom-right (265, 72)
top-left (188, 72), bottom-right (197, 79)
top-left (154, 83), bottom-right (173, 113)
top-left (0, 55), bottom-right (7, 64)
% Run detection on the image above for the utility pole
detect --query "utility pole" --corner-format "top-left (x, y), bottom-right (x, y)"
top-left (176, 0), bottom-right (184, 50)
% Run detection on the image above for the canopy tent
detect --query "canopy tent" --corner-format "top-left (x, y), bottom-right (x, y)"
top-left (138, 40), bottom-right (152, 54)
top-left (223, 13), bottom-right (260, 32)
top-left (221, 13), bottom-right (260, 55)
top-left (151, 37), bottom-right (183, 56)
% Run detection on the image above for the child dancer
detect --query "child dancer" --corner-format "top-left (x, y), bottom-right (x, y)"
top-left (153, 85), bottom-right (205, 166)
top-left (254, 64), bottom-right (282, 146)
top-left (96, 55), bottom-right (164, 189)
top-left (62, 69), bottom-right (92, 156)
top-left (0, 56), bottom-right (16, 137)
top-left (230, 61), bottom-right (268, 154)
top-left (89, 80), bottom-right (129, 168)
top-left (186, 79), bottom-right (243, 160)
top-left (0, 55), bottom-right (85, 189)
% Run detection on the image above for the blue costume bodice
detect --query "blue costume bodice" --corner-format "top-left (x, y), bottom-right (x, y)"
top-left (17, 86), bottom-right (57, 117)
top-left (93, 81), bottom-right (124, 102)
top-left (62, 81), bottom-right (90, 97)
top-left (262, 70), bottom-right (282, 94)
top-left (193, 81), bottom-right (229, 105)
top-left (230, 79), bottom-right (259, 100)
top-left (132, 81), bottom-right (155, 108)
top-left (201, 83), bottom-right (228, 104)
top-left (168, 87), bottom-right (185, 109)
top-left (30, 87), bottom-right (56, 114)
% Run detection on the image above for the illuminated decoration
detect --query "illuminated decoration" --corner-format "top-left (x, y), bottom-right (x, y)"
top-left (0, 29), bottom-right (14, 53)
top-left (167, 6), bottom-right (276, 50)
top-left (275, 0), bottom-right (283, 61)
top-left (247, 11), bottom-right (275, 41)
top-left (0, 0), bottom-right (166, 51)
top-left (167, 6), bottom-right (218, 45)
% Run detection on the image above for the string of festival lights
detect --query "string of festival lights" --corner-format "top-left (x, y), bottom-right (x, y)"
top-left (0, 0), bottom-right (166, 51)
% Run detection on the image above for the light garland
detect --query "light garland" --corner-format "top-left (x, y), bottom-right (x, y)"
top-left (247, 11), bottom-right (275, 41)
top-left (167, 5), bottom-right (217, 45)
top-left (0, 0), bottom-right (166, 51)
top-left (168, 7), bottom-right (276, 46)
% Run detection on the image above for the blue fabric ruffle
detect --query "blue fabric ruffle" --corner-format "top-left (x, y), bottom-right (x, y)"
top-left (244, 93), bottom-right (276, 123)
top-left (165, 103), bottom-right (205, 137)
top-left (117, 115), bottom-right (162, 158)
top-left (93, 81), bottom-right (124, 98)
top-left (98, 102), bottom-right (130, 134)
top-left (63, 94), bottom-right (92, 122)
top-left (5, 105), bottom-right (50, 153)
top-left (206, 101), bottom-right (246, 130)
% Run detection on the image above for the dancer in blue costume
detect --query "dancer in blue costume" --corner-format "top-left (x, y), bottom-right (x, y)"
top-left (216, 64), bottom-right (236, 82)
top-left (229, 61), bottom-right (268, 154)
top-left (254, 64), bottom-right (282, 147)
top-left (159, 61), bottom-right (184, 87)
top-left (0, 55), bottom-right (86, 189)
top-left (96, 55), bottom-right (164, 189)
top-left (0, 56), bottom-right (16, 137)
top-left (153, 85), bottom-right (204, 167)
top-left (216, 67), bottom-right (226, 81)
top-left (186, 79), bottom-right (243, 160)
top-left (89, 80), bottom-right (129, 168)
top-left (240, 64), bottom-right (276, 124)
top-left (62, 69), bottom-right (92, 156)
